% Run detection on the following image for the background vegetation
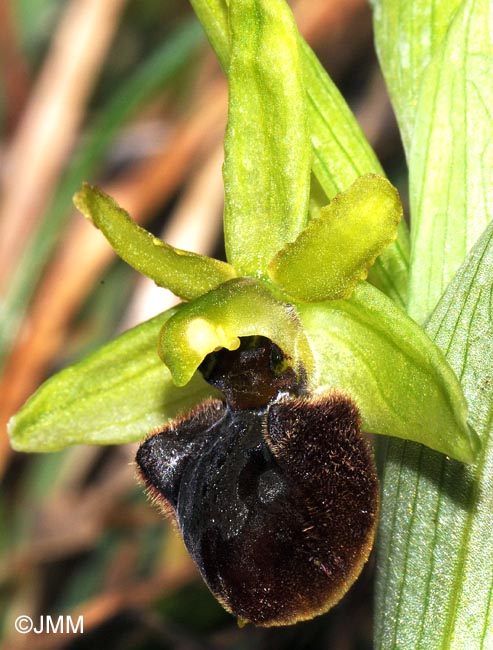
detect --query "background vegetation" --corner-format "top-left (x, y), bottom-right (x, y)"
top-left (1, 1), bottom-right (411, 648)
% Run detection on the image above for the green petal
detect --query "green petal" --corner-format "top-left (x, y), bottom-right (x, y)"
top-left (268, 174), bottom-right (402, 302)
top-left (158, 278), bottom-right (313, 387)
top-left (223, 0), bottom-right (311, 276)
top-left (297, 282), bottom-right (479, 463)
top-left (8, 309), bottom-right (217, 452)
top-left (74, 183), bottom-right (236, 301)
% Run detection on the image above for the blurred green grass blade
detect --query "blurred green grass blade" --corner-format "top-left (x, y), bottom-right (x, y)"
top-left (59, 533), bottom-right (120, 609)
top-left (372, 0), bottom-right (463, 154)
top-left (8, 451), bottom-right (69, 550)
top-left (406, 0), bottom-right (493, 323)
top-left (269, 174), bottom-right (402, 302)
top-left (191, 0), bottom-right (409, 306)
top-left (223, 0), bottom-right (311, 276)
top-left (74, 183), bottom-right (236, 300)
top-left (8, 308), bottom-right (216, 452)
top-left (375, 218), bottom-right (493, 649)
top-left (0, 18), bottom-right (204, 366)
top-left (14, 0), bottom-right (62, 57)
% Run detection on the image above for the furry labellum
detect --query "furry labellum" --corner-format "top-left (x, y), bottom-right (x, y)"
top-left (136, 337), bottom-right (379, 627)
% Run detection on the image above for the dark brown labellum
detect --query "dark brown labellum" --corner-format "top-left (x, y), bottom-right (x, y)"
top-left (136, 337), bottom-right (379, 627)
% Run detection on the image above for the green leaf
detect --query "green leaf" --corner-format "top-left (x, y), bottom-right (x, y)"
top-left (74, 183), bottom-right (236, 301)
top-left (372, 0), bottom-right (463, 154)
top-left (158, 278), bottom-right (313, 387)
top-left (191, 0), bottom-right (410, 306)
top-left (296, 282), bottom-right (479, 463)
top-left (8, 309), bottom-right (217, 452)
top-left (406, 0), bottom-right (493, 323)
top-left (222, 0), bottom-right (311, 276)
top-left (375, 218), bottom-right (493, 648)
top-left (268, 174), bottom-right (402, 302)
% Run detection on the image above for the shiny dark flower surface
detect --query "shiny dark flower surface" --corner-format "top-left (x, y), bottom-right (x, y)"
top-left (136, 337), bottom-right (378, 627)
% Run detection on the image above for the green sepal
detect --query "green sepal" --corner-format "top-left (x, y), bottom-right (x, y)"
top-left (223, 0), bottom-right (311, 276)
top-left (74, 183), bottom-right (237, 301)
top-left (296, 282), bottom-right (479, 463)
top-left (268, 174), bottom-right (402, 302)
top-left (8, 308), bottom-right (218, 452)
top-left (158, 277), bottom-right (313, 387)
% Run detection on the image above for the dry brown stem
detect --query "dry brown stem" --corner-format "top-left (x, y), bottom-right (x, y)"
top-left (0, 0), bottom-right (128, 293)
top-left (0, 0), bottom-right (31, 130)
